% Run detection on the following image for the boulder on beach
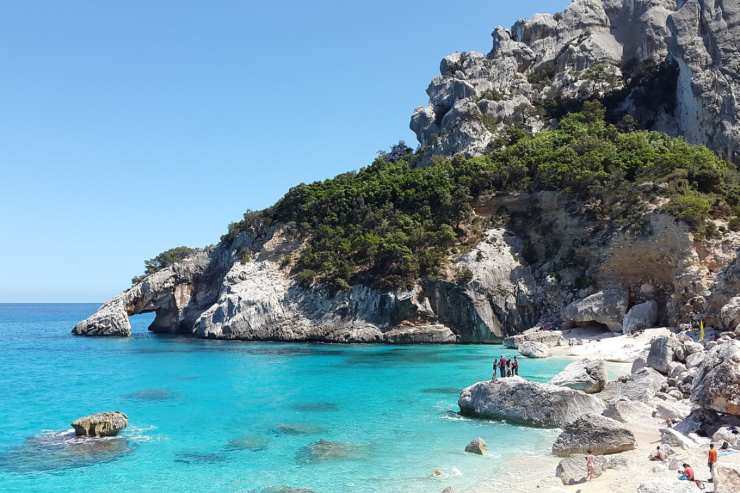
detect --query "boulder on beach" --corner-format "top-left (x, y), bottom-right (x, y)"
top-left (654, 400), bottom-right (691, 422)
top-left (713, 426), bottom-right (740, 449)
top-left (458, 377), bottom-right (605, 428)
top-left (503, 328), bottom-right (563, 349)
top-left (555, 454), bottom-right (627, 485)
top-left (552, 414), bottom-right (636, 456)
top-left (622, 300), bottom-right (658, 334)
top-left (690, 340), bottom-right (740, 416)
top-left (647, 335), bottom-right (684, 375)
top-left (598, 368), bottom-right (666, 403)
top-left (71, 411), bottom-right (128, 438)
top-left (637, 478), bottom-right (698, 493)
top-left (659, 428), bottom-right (695, 449)
top-left (518, 341), bottom-right (551, 358)
top-left (720, 297), bottom-right (740, 331)
top-left (715, 464), bottom-right (740, 493)
top-left (603, 399), bottom-right (653, 423)
top-left (560, 289), bottom-right (628, 333)
top-left (550, 359), bottom-right (607, 394)
top-left (464, 437), bottom-right (487, 455)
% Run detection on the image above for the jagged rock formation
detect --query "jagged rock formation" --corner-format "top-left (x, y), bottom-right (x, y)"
top-left (410, 0), bottom-right (740, 163)
top-left (71, 411), bottom-right (128, 438)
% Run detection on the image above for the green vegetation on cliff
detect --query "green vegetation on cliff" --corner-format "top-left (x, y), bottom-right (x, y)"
top-left (224, 102), bottom-right (740, 290)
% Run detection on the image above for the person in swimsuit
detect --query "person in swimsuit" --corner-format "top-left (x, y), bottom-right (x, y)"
top-left (492, 357), bottom-right (498, 380)
top-left (586, 450), bottom-right (595, 481)
top-left (498, 357), bottom-right (507, 378)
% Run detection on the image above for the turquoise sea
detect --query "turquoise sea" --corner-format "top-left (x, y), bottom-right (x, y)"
top-left (0, 304), bottom-right (570, 493)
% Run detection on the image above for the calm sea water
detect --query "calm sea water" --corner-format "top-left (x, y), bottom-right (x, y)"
top-left (0, 304), bottom-right (570, 493)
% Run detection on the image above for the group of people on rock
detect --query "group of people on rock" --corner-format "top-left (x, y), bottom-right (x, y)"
top-left (491, 355), bottom-right (518, 379)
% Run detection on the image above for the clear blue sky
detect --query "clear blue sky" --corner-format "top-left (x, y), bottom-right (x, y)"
top-left (1, 0), bottom-right (569, 302)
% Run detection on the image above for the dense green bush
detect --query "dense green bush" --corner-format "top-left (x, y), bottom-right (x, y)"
top-left (223, 102), bottom-right (739, 290)
top-left (132, 246), bottom-right (198, 284)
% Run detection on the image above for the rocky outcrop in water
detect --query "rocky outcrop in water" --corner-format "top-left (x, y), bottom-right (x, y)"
top-left (410, 0), bottom-right (740, 163)
top-left (71, 411), bottom-right (128, 438)
top-left (458, 376), bottom-right (605, 427)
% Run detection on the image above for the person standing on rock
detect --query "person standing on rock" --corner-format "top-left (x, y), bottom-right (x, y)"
top-left (498, 356), bottom-right (507, 378)
top-left (512, 356), bottom-right (519, 376)
top-left (492, 357), bottom-right (498, 381)
top-left (708, 443), bottom-right (718, 477)
top-left (505, 358), bottom-right (512, 377)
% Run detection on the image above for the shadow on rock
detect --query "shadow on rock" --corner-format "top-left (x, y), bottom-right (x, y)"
top-left (295, 439), bottom-right (366, 464)
top-left (123, 388), bottom-right (178, 401)
top-left (225, 434), bottom-right (270, 452)
top-left (0, 430), bottom-right (134, 473)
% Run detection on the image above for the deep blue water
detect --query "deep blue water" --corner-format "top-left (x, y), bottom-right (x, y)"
top-left (0, 304), bottom-right (570, 492)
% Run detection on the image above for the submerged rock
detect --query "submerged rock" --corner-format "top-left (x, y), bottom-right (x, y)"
top-left (71, 411), bottom-right (128, 438)
top-left (272, 423), bottom-right (325, 436)
top-left (252, 488), bottom-right (316, 493)
top-left (225, 434), bottom-right (270, 452)
top-left (464, 437), bottom-right (487, 455)
top-left (552, 414), bottom-right (636, 456)
top-left (518, 341), bottom-right (551, 358)
top-left (295, 440), bottom-right (364, 464)
top-left (0, 430), bottom-right (134, 473)
top-left (458, 377), bottom-right (605, 427)
top-left (550, 359), bottom-right (607, 393)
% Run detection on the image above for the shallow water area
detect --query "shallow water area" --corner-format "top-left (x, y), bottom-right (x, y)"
top-left (0, 304), bottom-right (570, 492)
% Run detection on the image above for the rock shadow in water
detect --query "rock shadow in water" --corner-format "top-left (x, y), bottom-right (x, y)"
top-left (174, 451), bottom-right (229, 465)
top-left (0, 430), bottom-right (135, 473)
top-left (123, 388), bottom-right (177, 401)
top-left (272, 423), bottom-right (326, 436)
top-left (224, 434), bottom-right (270, 452)
top-left (342, 349), bottom-right (461, 366)
top-left (250, 487), bottom-right (316, 493)
top-left (295, 439), bottom-right (366, 464)
top-left (421, 387), bottom-right (460, 395)
top-left (291, 402), bottom-right (339, 412)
